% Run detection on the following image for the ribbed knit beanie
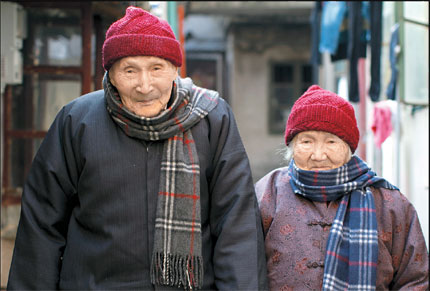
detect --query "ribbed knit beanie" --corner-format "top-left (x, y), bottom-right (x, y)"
top-left (102, 6), bottom-right (182, 71)
top-left (284, 85), bottom-right (360, 152)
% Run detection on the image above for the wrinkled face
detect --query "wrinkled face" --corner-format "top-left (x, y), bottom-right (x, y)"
top-left (109, 56), bottom-right (178, 118)
top-left (293, 131), bottom-right (351, 171)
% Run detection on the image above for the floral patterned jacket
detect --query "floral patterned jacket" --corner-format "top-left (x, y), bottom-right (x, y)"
top-left (256, 167), bottom-right (429, 291)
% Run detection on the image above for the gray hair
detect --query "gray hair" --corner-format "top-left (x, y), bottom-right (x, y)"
top-left (280, 137), bottom-right (295, 165)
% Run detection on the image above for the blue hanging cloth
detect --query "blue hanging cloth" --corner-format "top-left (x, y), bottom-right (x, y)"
top-left (386, 23), bottom-right (400, 101)
top-left (319, 2), bottom-right (382, 103)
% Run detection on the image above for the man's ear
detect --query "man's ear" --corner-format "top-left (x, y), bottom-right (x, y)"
top-left (108, 70), bottom-right (116, 87)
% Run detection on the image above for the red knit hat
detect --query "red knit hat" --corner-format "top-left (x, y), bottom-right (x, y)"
top-left (284, 85), bottom-right (360, 152)
top-left (102, 6), bottom-right (182, 71)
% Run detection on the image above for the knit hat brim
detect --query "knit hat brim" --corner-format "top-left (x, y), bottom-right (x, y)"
top-left (284, 85), bottom-right (360, 153)
top-left (102, 34), bottom-right (182, 71)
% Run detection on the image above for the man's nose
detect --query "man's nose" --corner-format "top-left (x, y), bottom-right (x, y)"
top-left (136, 71), bottom-right (151, 94)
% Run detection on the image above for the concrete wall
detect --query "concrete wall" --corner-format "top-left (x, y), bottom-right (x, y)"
top-left (228, 24), bottom-right (312, 181)
top-left (398, 106), bottom-right (429, 247)
top-left (365, 100), bottom-right (429, 249)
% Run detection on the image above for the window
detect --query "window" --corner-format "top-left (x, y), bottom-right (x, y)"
top-left (2, 2), bottom-right (130, 206)
top-left (269, 62), bottom-right (312, 134)
top-left (2, 3), bottom-right (92, 193)
top-left (398, 1), bottom-right (429, 105)
top-left (186, 53), bottom-right (224, 98)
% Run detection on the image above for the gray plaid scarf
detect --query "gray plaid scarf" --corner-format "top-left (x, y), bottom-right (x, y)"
top-left (104, 73), bottom-right (219, 289)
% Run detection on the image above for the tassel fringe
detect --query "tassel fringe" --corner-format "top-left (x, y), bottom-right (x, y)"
top-left (151, 252), bottom-right (203, 290)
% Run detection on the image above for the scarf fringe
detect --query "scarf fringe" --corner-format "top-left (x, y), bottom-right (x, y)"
top-left (151, 252), bottom-right (203, 290)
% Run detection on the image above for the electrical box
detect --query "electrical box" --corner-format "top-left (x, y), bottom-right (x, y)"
top-left (1, 1), bottom-right (26, 93)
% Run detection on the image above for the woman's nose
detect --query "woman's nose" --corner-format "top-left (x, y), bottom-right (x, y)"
top-left (311, 146), bottom-right (327, 160)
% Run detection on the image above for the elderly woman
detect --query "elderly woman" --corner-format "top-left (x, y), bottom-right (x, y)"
top-left (256, 85), bottom-right (429, 290)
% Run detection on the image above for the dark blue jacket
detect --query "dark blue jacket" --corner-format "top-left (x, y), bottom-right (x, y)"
top-left (8, 84), bottom-right (268, 290)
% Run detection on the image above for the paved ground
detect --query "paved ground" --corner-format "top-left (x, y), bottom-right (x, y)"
top-left (1, 203), bottom-right (19, 289)
top-left (1, 238), bottom-right (14, 288)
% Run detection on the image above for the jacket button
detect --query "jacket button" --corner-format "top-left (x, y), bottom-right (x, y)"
top-left (312, 262), bottom-right (319, 268)
top-left (306, 261), bottom-right (322, 268)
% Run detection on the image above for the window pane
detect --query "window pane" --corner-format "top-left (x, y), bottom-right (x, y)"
top-left (26, 8), bottom-right (82, 66)
top-left (273, 87), bottom-right (295, 107)
top-left (11, 83), bottom-right (31, 130)
top-left (404, 2), bottom-right (428, 24)
top-left (302, 65), bottom-right (312, 83)
top-left (11, 75), bottom-right (81, 130)
top-left (274, 65), bottom-right (293, 83)
top-left (269, 63), bottom-right (312, 134)
top-left (269, 86), bottom-right (295, 133)
top-left (187, 59), bottom-right (217, 90)
top-left (33, 75), bottom-right (81, 130)
top-left (403, 22), bottom-right (429, 104)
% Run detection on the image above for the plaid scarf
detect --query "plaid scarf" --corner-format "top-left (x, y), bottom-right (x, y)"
top-left (288, 155), bottom-right (398, 291)
top-left (104, 74), bottom-right (219, 289)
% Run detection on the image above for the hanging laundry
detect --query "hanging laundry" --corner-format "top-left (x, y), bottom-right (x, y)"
top-left (368, 2), bottom-right (383, 102)
top-left (386, 23), bottom-right (400, 101)
top-left (331, 2), bottom-right (368, 62)
top-left (346, 2), bottom-right (367, 103)
top-left (310, 2), bottom-right (323, 83)
top-left (318, 2), bottom-right (382, 103)
top-left (371, 102), bottom-right (393, 148)
top-left (319, 1), bottom-right (347, 55)
top-left (310, 2), bottom-right (322, 65)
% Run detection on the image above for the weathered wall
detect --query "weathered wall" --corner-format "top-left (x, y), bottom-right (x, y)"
top-left (229, 24), bottom-right (312, 181)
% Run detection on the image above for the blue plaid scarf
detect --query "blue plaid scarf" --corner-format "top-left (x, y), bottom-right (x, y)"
top-left (288, 155), bottom-right (398, 290)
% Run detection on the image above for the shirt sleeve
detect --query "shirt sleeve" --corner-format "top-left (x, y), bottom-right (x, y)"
top-left (376, 188), bottom-right (429, 290)
top-left (7, 106), bottom-right (79, 290)
top-left (207, 98), bottom-right (269, 291)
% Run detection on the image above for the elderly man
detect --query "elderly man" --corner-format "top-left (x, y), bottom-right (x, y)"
top-left (256, 85), bottom-right (428, 290)
top-left (8, 6), bottom-right (268, 290)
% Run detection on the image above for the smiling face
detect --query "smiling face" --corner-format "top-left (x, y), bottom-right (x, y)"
top-left (292, 130), bottom-right (351, 171)
top-left (109, 56), bottom-right (178, 118)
